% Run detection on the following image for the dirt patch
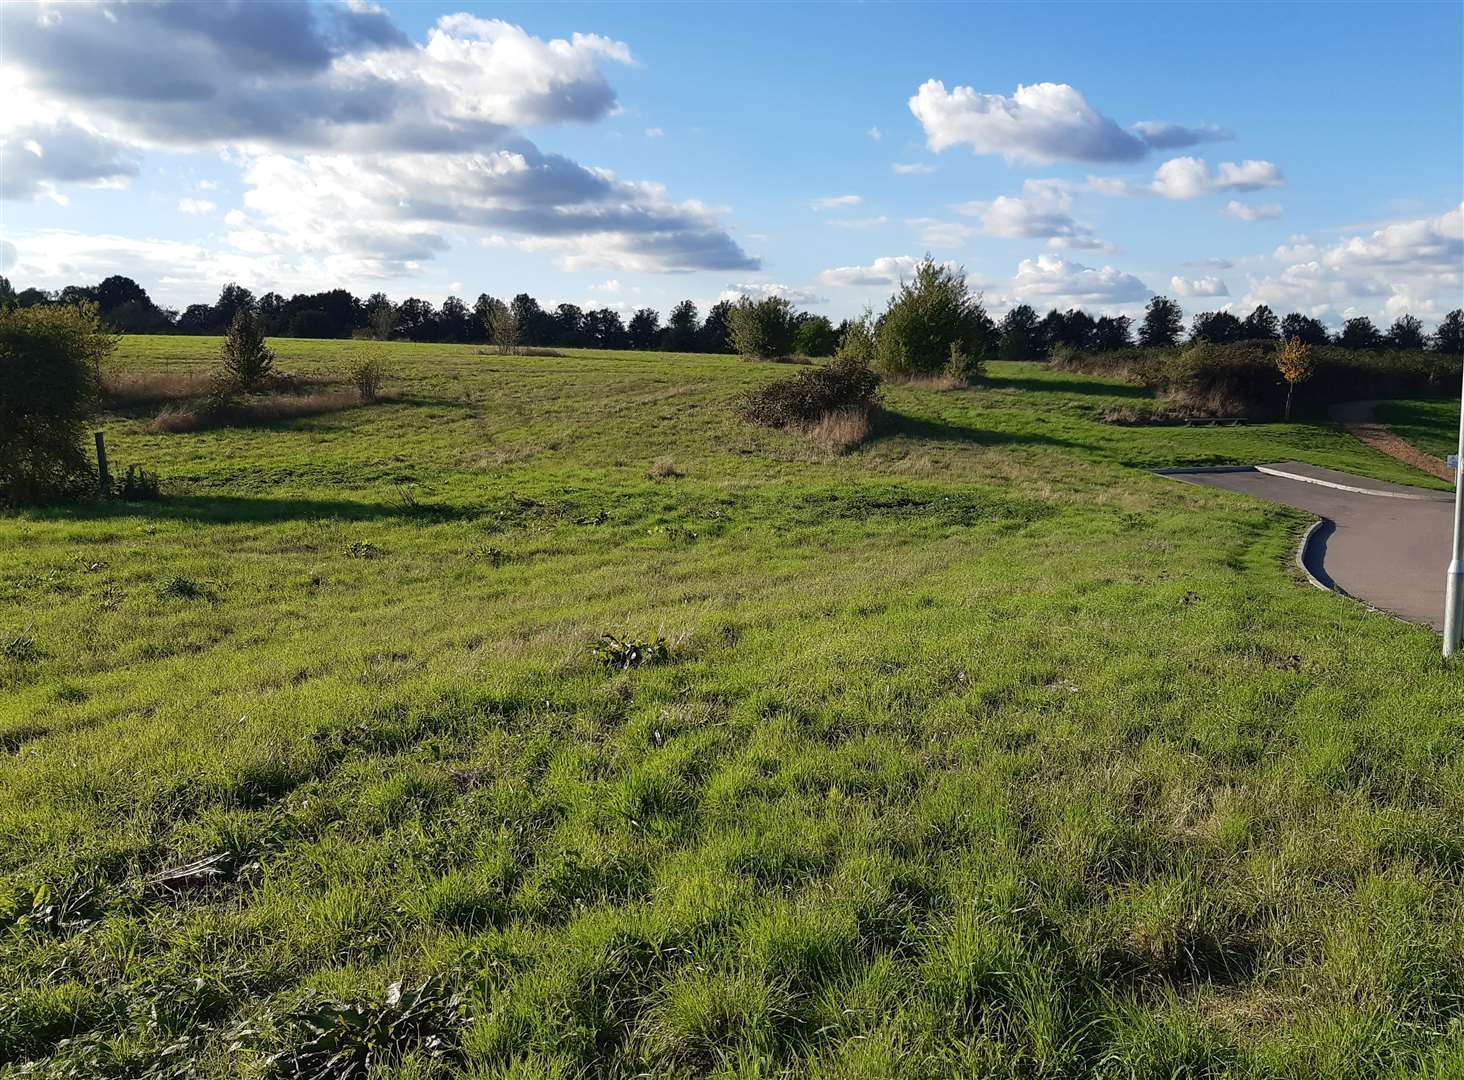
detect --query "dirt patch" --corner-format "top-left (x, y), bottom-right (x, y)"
top-left (1330, 400), bottom-right (1455, 481)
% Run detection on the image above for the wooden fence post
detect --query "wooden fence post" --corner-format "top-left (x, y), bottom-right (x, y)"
top-left (95, 431), bottom-right (110, 496)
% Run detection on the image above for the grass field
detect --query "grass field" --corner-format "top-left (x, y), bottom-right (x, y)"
top-left (4, 336), bottom-right (1463, 1078)
top-left (1376, 398), bottom-right (1463, 462)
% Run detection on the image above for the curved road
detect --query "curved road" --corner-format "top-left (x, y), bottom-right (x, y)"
top-left (1166, 462), bottom-right (1455, 630)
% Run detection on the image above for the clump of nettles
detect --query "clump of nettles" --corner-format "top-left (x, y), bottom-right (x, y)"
top-left (590, 633), bottom-right (669, 670)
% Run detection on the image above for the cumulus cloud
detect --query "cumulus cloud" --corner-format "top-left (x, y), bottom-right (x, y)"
top-left (955, 179), bottom-right (1110, 251)
top-left (1091, 157), bottom-right (1285, 200)
top-left (1169, 274), bottom-right (1229, 297)
top-left (0, 120), bottom-right (139, 201)
top-left (905, 218), bottom-right (978, 247)
top-left (812, 194), bottom-right (862, 210)
top-left (1240, 202), bottom-right (1463, 319)
top-left (721, 282), bottom-right (827, 305)
top-left (1222, 200), bottom-right (1282, 222)
top-left (1130, 120), bottom-right (1234, 150)
top-left (1, 3), bottom-right (756, 275)
top-left (177, 197), bottom-right (216, 215)
top-left (819, 255), bottom-right (922, 287)
top-left (1010, 254), bottom-right (1150, 305)
top-left (909, 80), bottom-right (1231, 165)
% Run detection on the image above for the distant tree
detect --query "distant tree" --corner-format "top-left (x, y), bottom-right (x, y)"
top-left (106, 299), bottom-right (172, 333)
top-left (438, 296), bottom-right (473, 343)
top-left (0, 276), bottom-right (14, 309)
top-left (57, 284), bottom-right (98, 307)
top-left (1189, 310), bottom-right (1244, 345)
top-left (510, 293), bottom-right (547, 346)
top-left (998, 304), bottom-right (1043, 360)
top-left (1043, 308), bottom-right (1095, 351)
top-left (396, 298), bottom-right (438, 342)
top-left (286, 309), bottom-right (334, 339)
top-left (1240, 304), bottom-right (1280, 341)
top-left (1138, 295), bottom-right (1184, 348)
top-left (552, 303), bottom-right (585, 347)
top-left (793, 314), bottom-right (838, 357)
top-left (485, 298), bottom-right (519, 354)
top-left (257, 292), bottom-right (287, 334)
top-left (874, 256), bottom-right (994, 376)
top-left (836, 309), bottom-right (876, 364)
top-left (176, 303), bottom-right (215, 334)
top-left (1435, 309), bottom-right (1464, 355)
top-left (1, 302), bottom-right (115, 505)
top-left (220, 308), bottom-right (275, 389)
top-left (664, 300), bottom-right (700, 352)
top-left (628, 307), bottom-right (663, 350)
top-left (1338, 316), bottom-right (1383, 350)
top-left (1275, 337), bottom-right (1316, 421)
top-left (1280, 313), bottom-right (1330, 346)
top-left (365, 293), bottom-right (397, 341)
top-left (212, 283), bottom-right (256, 330)
top-left (584, 308), bottom-right (629, 349)
top-left (699, 300), bottom-right (734, 353)
top-left (1091, 314), bottom-right (1133, 352)
top-left (1386, 313), bottom-right (1426, 351)
top-left (16, 287), bottom-right (53, 308)
top-left (729, 295), bottom-right (797, 359)
top-left (94, 275), bottom-right (148, 314)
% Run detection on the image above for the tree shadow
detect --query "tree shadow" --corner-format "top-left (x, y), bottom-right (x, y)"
top-left (18, 494), bottom-right (475, 526)
top-left (871, 409), bottom-right (1092, 451)
top-left (984, 373), bottom-right (1154, 399)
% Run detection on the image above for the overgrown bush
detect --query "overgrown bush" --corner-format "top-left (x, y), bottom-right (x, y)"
top-left (116, 464), bottom-right (161, 501)
top-left (0, 303), bottom-right (114, 505)
top-left (728, 296), bottom-right (796, 359)
top-left (350, 353), bottom-right (386, 402)
top-left (943, 341), bottom-right (985, 385)
top-left (874, 257), bottom-right (995, 378)
top-left (836, 311), bottom-right (876, 364)
top-left (736, 359), bottom-right (883, 429)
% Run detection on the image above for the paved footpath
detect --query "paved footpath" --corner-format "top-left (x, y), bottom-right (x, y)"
top-left (1165, 461), bottom-right (1456, 630)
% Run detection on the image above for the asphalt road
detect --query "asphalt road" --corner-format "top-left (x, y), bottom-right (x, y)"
top-left (1168, 464), bottom-right (1456, 630)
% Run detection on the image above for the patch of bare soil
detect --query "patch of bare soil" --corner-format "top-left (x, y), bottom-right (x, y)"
top-left (1330, 399), bottom-right (1455, 481)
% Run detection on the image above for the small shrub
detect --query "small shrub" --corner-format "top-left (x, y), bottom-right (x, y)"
top-left (836, 310), bottom-right (877, 364)
top-left (943, 340), bottom-right (985, 385)
top-left (350, 354), bottom-right (386, 403)
top-left (590, 633), bottom-right (669, 670)
top-left (737, 359), bottom-right (883, 429)
top-left (219, 308), bottom-right (275, 390)
top-left (347, 540), bottom-right (383, 560)
top-left (116, 464), bottom-right (160, 501)
top-left (648, 457), bottom-right (683, 480)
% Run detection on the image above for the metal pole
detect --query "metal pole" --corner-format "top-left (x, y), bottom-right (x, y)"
top-left (1445, 360), bottom-right (1464, 659)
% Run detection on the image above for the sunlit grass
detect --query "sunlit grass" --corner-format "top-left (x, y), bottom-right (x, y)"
top-left (2, 336), bottom-right (1461, 1077)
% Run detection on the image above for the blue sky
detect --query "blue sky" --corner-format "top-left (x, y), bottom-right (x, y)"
top-left (2, 0), bottom-right (1461, 326)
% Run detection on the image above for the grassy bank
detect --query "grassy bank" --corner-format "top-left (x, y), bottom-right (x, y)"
top-left (3, 337), bottom-right (1462, 1078)
top-left (1377, 397), bottom-right (1463, 461)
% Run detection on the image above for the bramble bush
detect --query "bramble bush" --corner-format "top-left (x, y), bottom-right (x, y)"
top-left (0, 303), bottom-right (114, 505)
top-left (736, 359), bottom-right (883, 429)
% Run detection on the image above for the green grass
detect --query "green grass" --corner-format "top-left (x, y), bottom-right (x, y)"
top-left (3, 336), bottom-right (1463, 1078)
top-left (1376, 397), bottom-right (1463, 461)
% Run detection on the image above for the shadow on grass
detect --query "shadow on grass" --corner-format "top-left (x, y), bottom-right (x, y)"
top-left (872, 409), bottom-right (1093, 451)
top-left (19, 494), bottom-right (475, 526)
top-left (984, 372), bottom-right (1154, 399)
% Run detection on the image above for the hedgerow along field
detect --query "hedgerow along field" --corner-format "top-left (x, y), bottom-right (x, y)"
top-left (4, 335), bottom-right (1463, 1079)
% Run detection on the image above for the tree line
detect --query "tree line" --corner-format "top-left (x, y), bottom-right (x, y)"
top-left (2, 273), bottom-right (1460, 358)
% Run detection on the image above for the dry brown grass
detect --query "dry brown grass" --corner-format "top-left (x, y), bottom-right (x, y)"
top-left (903, 373), bottom-right (969, 392)
top-left (739, 354), bottom-right (814, 366)
top-left (150, 390), bottom-right (364, 433)
top-left (103, 370), bottom-right (215, 405)
top-left (804, 407), bottom-right (874, 453)
top-left (647, 457), bottom-right (684, 479)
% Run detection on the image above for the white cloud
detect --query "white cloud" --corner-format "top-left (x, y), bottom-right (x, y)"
top-left (818, 255), bottom-right (921, 287)
top-left (197, 180), bottom-right (218, 191)
top-left (1090, 157), bottom-right (1285, 200)
top-left (1169, 274), bottom-right (1229, 297)
top-left (955, 178), bottom-right (1110, 251)
top-left (1222, 200), bottom-right (1282, 222)
top-left (812, 194), bottom-right (862, 210)
top-left (589, 278), bottom-right (623, 293)
top-left (1240, 202), bottom-right (1463, 320)
top-left (644, 127), bottom-right (664, 138)
top-left (827, 215), bottom-right (890, 229)
top-left (905, 218), bottom-right (978, 247)
top-left (177, 197), bottom-right (216, 215)
top-left (0, 120), bottom-right (139, 201)
top-left (1010, 254), bottom-right (1150, 305)
top-left (721, 282), bottom-right (826, 305)
top-left (0, 239), bottom-right (16, 272)
top-left (867, 126), bottom-right (882, 141)
top-left (892, 162), bottom-right (936, 175)
top-left (909, 80), bottom-right (1230, 165)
